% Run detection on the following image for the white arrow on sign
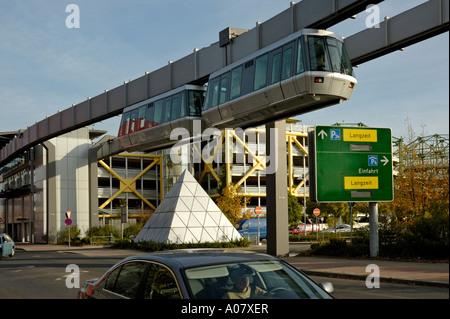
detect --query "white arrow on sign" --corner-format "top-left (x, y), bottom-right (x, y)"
top-left (381, 156), bottom-right (389, 166)
top-left (318, 130), bottom-right (328, 139)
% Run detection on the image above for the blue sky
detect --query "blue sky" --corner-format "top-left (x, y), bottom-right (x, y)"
top-left (0, 0), bottom-right (448, 141)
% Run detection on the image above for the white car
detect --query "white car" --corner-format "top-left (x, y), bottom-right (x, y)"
top-left (321, 224), bottom-right (351, 233)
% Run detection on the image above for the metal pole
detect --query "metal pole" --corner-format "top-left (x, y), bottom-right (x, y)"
top-left (316, 216), bottom-right (318, 241)
top-left (369, 202), bottom-right (379, 257)
top-left (68, 225), bottom-right (71, 249)
top-left (349, 202), bottom-right (354, 240)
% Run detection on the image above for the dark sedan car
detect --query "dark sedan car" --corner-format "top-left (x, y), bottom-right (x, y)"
top-left (77, 250), bottom-right (333, 299)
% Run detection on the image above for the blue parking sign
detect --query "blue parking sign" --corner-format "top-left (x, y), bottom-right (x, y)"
top-left (368, 155), bottom-right (378, 166)
top-left (330, 129), bottom-right (341, 140)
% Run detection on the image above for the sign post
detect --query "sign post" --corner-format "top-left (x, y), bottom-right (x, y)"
top-left (255, 206), bottom-right (263, 245)
top-left (65, 216), bottom-right (73, 249)
top-left (313, 208), bottom-right (320, 241)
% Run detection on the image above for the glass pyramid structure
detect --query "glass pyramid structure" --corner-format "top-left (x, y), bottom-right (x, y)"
top-left (134, 170), bottom-right (242, 244)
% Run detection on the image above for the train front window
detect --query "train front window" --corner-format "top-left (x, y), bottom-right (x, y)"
top-left (119, 112), bottom-right (130, 136)
top-left (325, 37), bottom-right (353, 76)
top-left (308, 36), bottom-right (331, 72)
top-left (210, 78), bottom-right (220, 108)
top-left (188, 90), bottom-right (204, 116)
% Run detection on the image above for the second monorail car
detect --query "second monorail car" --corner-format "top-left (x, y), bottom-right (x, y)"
top-left (117, 84), bottom-right (206, 151)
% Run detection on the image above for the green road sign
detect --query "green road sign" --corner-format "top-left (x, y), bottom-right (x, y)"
top-left (309, 126), bottom-right (393, 202)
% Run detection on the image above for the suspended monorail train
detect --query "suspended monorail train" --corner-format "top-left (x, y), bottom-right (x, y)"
top-left (202, 28), bottom-right (356, 129)
top-left (117, 29), bottom-right (356, 150)
top-left (117, 85), bottom-right (206, 151)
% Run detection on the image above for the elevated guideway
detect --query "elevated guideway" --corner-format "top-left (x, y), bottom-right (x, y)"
top-left (1, 0), bottom-right (449, 165)
top-left (0, 0), bottom-right (385, 165)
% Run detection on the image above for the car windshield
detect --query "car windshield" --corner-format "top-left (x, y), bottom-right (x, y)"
top-left (184, 260), bottom-right (331, 299)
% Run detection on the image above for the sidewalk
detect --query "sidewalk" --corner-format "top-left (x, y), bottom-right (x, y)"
top-left (15, 243), bottom-right (448, 288)
top-left (285, 255), bottom-right (449, 288)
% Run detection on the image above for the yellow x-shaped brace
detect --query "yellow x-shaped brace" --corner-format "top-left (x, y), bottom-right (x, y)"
top-left (287, 135), bottom-right (309, 196)
top-left (230, 131), bottom-right (267, 191)
top-left (98, 157), bottom-right (160, 210)
top-left (193, 134), bottom-right (224, 185)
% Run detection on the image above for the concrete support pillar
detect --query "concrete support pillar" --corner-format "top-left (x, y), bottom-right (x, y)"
top-left (265, 120), bottom-right (289, 257)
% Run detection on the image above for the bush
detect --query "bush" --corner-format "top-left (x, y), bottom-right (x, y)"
top-left (57, 225), bottom-right (81, 245)
top-left (310, 238), bottom-right (347, 256)
top-left (307, 215), bottom-right (449, 260)
top-left (112, 238), bottom-right (251, 252)
top-left (123, 222), bottom-right (145, 241)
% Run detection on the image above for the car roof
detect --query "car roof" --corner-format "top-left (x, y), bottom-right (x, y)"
top-left (120, 249), bottom-right (279, 269)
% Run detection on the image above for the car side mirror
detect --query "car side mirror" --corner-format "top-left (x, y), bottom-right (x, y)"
top-left (319, 282), bottom-right (334, 294)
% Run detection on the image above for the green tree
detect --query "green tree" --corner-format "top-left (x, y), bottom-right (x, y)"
top-left (215, 184), bottom-right (251, 225)
top-left (288, 193), bottom-right (303, 225)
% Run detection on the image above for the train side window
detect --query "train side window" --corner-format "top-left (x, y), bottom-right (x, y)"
top-left (281, 42), bottom-right (294, 80)
top-left (219, 73), bottom-right (229, 104)
top-left (153, 100), bottom-right (163, 125)
top-left (129, 110), bottom-right (137, 133)
top-left (210, 78), bottom-right (220, 108)
top-left (138, 106), bottom-right (147, 130)
top-left (230, 66), bottom-right (243, 100)
top-left (296, 38), bottom-right (305, 74)
top-left (163, 97), bottom-right (172, 123)
top-left (308, 36), bottom-right (331, 72)
top-left (171, 94), bottom-right (181, 121)
top-left (270, 49), bottom-right (282, 85)
top-left (253, 53), bottom-right (268, 91)
top-left (146, 103), bottom-right (155, 127)
top-left (241, 59), bottom-right (255, 96)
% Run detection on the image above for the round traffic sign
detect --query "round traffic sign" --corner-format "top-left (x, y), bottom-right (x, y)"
top-left (255, 206), bottom-right (263, 215)
top-left (313, 208), bottom-right (320, 216)
top-left (65, 218), bottom-right (72, 226)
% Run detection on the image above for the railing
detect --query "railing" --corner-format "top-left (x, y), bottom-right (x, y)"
top-left (90, 234), bottom-right (115, 245)
top-left (241, 233), bottom-right (261, 245)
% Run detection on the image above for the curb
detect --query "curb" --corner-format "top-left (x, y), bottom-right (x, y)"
top-left (302, 270), bottom-right (449, 289)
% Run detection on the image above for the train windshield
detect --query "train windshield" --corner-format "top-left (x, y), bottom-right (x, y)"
top-left (187, 90), bottom-right (204, 116)
top-left (308, 36), bottom-right (353, 76)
